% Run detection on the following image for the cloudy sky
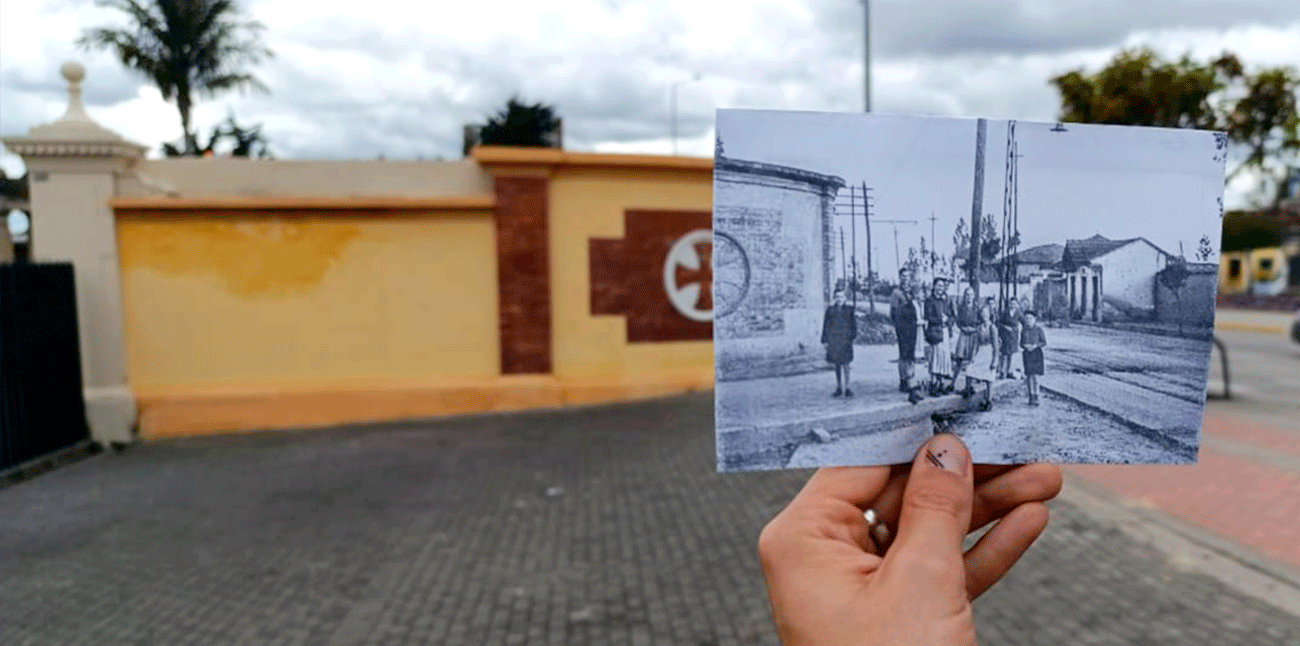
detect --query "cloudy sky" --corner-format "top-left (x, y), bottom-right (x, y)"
top-left (1, 0), bottom-right (1297, 207)
top-left (720, 109), bottom-right (1225, 280)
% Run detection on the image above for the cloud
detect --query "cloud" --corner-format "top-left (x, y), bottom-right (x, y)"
top-left (2, 0), bottom-right (1298, 207)
top-left (811, 0), bottom-right (1300, 58)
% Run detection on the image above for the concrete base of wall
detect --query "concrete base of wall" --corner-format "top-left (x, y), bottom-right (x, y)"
top-left (134, 371), bottom-right (715, 439)
top-left (86, 385), bottom-right (138, 444)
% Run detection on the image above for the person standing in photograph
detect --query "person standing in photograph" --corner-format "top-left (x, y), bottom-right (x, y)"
top-left (997, 298), bottom-right (1023, 379)
top-left (821, 289), bottom-right (857, 398)
top-left (948, 287), bottom-right (980, 393)
top-left (958, 303), bottom-right (1000, 411)
top-left (924, 277), bottom-right (955, 396)
top-left (1020, 310), bottom-right (1047, 406)
top-left (889, 268), bottom-right (921, 396)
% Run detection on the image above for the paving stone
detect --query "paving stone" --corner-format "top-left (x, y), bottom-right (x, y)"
top-left (0, 393), bottom-right (1296, 645)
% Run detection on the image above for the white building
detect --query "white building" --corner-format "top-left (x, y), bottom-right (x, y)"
top-left (1059, 235), bottom-right (1173, 322)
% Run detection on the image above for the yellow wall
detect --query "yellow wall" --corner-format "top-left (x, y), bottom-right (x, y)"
top-left (115, 201), bottom-right (511, 436)
top-left (1219, 251), bottom-right (1248, 294)
top-left (1220, 247), bottom-right (1287, 294)
top-left (111, 152), bottom-right (721, 438)
top-left (548, 168), bottom-right (715, 402)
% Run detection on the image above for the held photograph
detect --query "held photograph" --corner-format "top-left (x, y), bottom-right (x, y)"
top-left (712, 108), bottom-right (1228, 472)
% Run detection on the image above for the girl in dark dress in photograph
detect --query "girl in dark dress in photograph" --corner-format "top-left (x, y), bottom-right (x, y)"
top-left (1020, 310), bottom-right (1047, 406)
top-left (821, 289), bottom-right (857, 397)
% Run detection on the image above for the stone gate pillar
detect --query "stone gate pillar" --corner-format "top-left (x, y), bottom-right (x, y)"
top-left (1, 62), bottom-right (146, 445)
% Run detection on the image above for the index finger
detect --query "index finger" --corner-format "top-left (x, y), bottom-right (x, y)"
top-left (795, 464), bottom-right (897, 508)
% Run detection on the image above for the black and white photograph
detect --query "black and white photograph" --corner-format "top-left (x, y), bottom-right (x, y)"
top-left (712, 108), bottom-right (1228, 471)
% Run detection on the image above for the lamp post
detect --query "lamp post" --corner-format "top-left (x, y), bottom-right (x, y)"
top-left (670, 73), bottom-right (702, 155)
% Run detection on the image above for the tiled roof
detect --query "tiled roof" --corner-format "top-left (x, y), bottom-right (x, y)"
top-left (1010, 243), bottom-right (1064, 265)
top-left (1062, 235), bottom-right (1136, 267)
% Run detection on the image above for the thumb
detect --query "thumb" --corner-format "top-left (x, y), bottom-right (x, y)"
top-left (887, 433), bottom-right (973, 567)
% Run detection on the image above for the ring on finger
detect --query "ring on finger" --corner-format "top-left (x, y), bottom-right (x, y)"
top-left (864, 508), bottom-right (892, 549)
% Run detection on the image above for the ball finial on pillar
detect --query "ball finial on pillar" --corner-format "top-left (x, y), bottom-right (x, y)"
top-left (61, 61), bottom-right (86, 85)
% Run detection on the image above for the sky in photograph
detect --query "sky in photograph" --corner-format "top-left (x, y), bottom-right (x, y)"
top-left (718, 108), bottom-right (1226, 279)
top-left (1, 0), bottom-right (1297, 208)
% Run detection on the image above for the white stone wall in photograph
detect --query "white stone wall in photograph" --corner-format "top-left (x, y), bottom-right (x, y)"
top-left (713, 157), bottom-right (844, 379)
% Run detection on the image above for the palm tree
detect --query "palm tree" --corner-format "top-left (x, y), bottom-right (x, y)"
top-left (476, 97), bottom-right (562, 149)
top-left (77, 0), bottom-right (273, 155)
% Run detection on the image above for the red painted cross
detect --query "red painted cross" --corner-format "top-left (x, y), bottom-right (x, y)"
top-left (674, 241), bottom-right (713, 312)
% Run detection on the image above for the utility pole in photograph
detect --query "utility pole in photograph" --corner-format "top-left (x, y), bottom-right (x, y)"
top-left (928, 211), bottom-right (938, 274)
top-left (850, 185), bottom-right (859, 307)
top-left (968, 118), bottom-right (987, 298)
top-left (871, 219), bottom-right (919, 275)
top-left (862, 183), bottom-right (875, 312)
top-left (1000, 120), bottom-right (1019, 308)
top-left (839, 226), bottom-right (848, 286)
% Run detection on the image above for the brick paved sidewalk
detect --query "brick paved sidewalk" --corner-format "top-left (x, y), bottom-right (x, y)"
top-left (2, 393), bottom-right (1297, 646)
top-left (1070, 409), bottom-right (1300, 571)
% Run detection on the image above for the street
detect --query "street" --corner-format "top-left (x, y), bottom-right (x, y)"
top-left (1, 311), bottom-right (1296, 645)
top-left (1209, 321), bottom-right (1300, 422)
top-left (746, 322), bottom-right (1212, 468)
top-left (941, 322), bottom-right (1208, 463)
top-left (2, 392), bottom-right (1298, 646)
top-left (1070, 308), bottom-right (1300, 572)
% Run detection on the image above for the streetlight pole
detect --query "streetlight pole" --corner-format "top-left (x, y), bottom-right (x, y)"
top-left (670, 73), bottom-right (702, 155)
top-left (861, 0), bottom-right (871, 112)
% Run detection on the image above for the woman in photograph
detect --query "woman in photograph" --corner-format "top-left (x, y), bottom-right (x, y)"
top-left (997, 298), bottom-right (1023, 379)
top-left (958, 303), bottom-right (1000, 411)
top-left (948, 287), bottom-right (980, 393)
top-left (923, 277), bottom-right (955, 396)
top-left (821, 289), bottom-right (857, 398)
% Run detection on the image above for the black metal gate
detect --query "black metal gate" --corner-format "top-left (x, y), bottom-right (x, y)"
top-left (0, 263), bottom-right (90, 471)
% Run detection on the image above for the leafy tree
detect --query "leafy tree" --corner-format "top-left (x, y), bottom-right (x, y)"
top-left (1220, 210), bottom-right (1286, 251)
top-left (77, 0), bottom-right (273, 155)
top-left (475, 96), bottom-right (562, 149)
top-left (951, 215), bottom-right (1002, 284)
top-left (1195, 234), bottom-right (1215, 262)
top-left (1157, 257), bottom-right (1192, 334)
top-left (1050, 47), bottom-right (1299, 202)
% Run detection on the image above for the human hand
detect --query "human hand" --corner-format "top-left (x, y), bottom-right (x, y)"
top-left (758, 434), bottom-right (1062, 646)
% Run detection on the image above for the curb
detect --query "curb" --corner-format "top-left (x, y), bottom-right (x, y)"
top-left (1215, 322), bottom-right (1287, 335)
top-left (1069, 319), bottom-right (1214, 341)
top-left (1063, 474), bottom-right (1300, 618)
top-left (718, 378), bottom-right (1022, 471)
top-left (1038, 380), bottom-right (1198, 459)
top-left (0, 440), bottom-right (103, 491)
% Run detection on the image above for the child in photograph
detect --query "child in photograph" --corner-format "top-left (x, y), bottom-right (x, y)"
top-left (958, 303), bottom-right (999, 410)
top-left (997, 298), bottom-right (1022, 379)
top-left (1020, 310), bottom-right (1046, 406)
top-left (821, 289), bottom-right (857, 397)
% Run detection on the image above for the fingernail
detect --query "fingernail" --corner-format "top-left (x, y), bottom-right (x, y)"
top-left (924, 434), bottom-right (967, 476)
